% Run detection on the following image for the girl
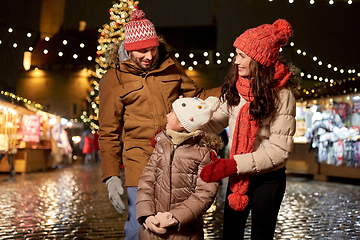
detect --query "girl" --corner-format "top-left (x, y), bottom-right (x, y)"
top-left (136, 96), bottom-right (223, 239)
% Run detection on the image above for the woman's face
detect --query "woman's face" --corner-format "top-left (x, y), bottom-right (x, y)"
top-left (234, 48), bottom-right (252, 78)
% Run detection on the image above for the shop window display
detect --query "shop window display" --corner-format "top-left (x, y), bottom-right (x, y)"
top-left (303, 95), bottom-right (360, 168)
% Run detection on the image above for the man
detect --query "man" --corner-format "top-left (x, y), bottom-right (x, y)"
top-left (98, 10), bottom-right (220, 240)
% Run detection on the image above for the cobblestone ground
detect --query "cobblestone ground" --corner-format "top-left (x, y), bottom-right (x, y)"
top-left (0, 162), bottom-right (359, 239)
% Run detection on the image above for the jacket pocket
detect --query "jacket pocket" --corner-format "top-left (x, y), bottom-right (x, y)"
top-left (157, 73), bottom-right (181, 83)
top-left (157, 73), bottom-right (181, 100)
top-left (118, 80), bottom-right (143, 98)
top-left (123, 140), bottom-right (153, 157)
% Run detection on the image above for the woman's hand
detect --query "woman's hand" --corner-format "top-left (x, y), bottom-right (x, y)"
top-left (200, 152), bottom-right (238, 182)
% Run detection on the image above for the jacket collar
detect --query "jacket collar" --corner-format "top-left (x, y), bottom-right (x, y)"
top-left (166, 129), bottom-right (204, 147)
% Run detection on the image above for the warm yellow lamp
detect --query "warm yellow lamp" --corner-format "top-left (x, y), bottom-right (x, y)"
top-left (23, 51), bottom-right (32, 71)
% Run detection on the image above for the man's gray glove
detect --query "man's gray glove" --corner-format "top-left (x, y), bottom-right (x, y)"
top-left (105, 176), bottom-right (126, 213)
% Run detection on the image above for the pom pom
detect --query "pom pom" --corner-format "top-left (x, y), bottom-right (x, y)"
top-left (228, 192), bottom-right (249, 211)
top-left (273, 19), bottom-right (293, 45)
top-left (131, 10), bottom-right (145, 21)
top-left (204, 96), bottom-right (220, 112)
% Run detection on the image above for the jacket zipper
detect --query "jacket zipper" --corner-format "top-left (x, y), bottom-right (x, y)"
top-left (169, 146), bottom-right (176, 211)
top-left (164, 132), bottom-right (186, 211)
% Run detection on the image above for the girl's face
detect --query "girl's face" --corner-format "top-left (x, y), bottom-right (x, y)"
top-left (166, 110), bottom-right (184, 131)
top-left (234, 48), bottom-right (252, 78)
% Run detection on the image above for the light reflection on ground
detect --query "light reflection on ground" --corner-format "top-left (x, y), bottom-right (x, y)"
top-left (0, 164), bottom-right (359, 239)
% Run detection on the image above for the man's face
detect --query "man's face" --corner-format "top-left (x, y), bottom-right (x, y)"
top-left (129, 46), bottom-right (158, 71)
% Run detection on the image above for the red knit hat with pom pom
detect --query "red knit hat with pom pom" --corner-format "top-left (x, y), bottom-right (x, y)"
top-left (233, 19), bottom-right (293, 67)
top-left (124, 10), bottom-right (159, 51)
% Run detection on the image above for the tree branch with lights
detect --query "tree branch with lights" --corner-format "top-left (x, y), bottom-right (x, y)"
top-left (77, 0), bottom-right (139, 130)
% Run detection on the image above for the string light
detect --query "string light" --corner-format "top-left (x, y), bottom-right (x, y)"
top-left (0, 91), bottom-right (43, 110)
top-left (1, 0), bottom-right (359, 113)
top-left (2, 22), bottom-right (357, 88)
top-left (1, 16), bottom-right (357, 83)
top-left (294, 43), bottom-right (358, 84)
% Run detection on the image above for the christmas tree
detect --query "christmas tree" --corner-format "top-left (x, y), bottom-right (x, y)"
top-left (77, 0), bottom-right (139, 130)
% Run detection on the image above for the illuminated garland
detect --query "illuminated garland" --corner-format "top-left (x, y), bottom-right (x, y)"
top-left (0, 90), bottom-right (43, 110)
top-left (76, 0), bottom-right (139, 130)
top-left (1, 0), bottom-right (359, 123)
top-left (270, 0), bottom-right (357, 4)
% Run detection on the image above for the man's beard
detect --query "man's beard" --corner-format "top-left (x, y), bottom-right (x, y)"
top-left (130, 51), bottom-right (160, 72)
top-left (145, 52), bottom-right (160, 71)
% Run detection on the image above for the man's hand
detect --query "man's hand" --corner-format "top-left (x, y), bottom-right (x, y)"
top-left (144, 216), bottom-right (167, 235)
top-left (200, 151), bottom-right (238, 182)
top-left (105, 176), bottom-right (126, 213)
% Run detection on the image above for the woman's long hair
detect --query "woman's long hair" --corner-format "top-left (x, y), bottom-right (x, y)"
top-left (220, 56), bottom-right (300, 126)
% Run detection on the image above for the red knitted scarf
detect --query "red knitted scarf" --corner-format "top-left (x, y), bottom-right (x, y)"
top-left (228, 60), bottom-right (292, 211)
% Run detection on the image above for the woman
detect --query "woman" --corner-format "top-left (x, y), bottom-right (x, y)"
top-left (200, 19), bottom-right (300, 239)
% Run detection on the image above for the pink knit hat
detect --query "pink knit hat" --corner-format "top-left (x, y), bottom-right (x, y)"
top-left (233, 19), bottom-right (293, 67)
top-left (124, 10), bottom-right (159, 51)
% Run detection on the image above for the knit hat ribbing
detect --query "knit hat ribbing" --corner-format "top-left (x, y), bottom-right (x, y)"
top-left (124, 10), bottom-right (159, 51)
top-left (172, 97), bottom-right (220, 132)
top-left (233, 19), bottom-right (293, 67)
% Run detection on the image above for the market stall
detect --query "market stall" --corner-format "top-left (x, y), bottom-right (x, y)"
top-left (0, 95), bottom-right (72, 174)
top-left (287, 93), bottom-right (360, 181)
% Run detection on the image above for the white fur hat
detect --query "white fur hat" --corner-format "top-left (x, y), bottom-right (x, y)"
top-left (172, 96), bottom-right (220, 132)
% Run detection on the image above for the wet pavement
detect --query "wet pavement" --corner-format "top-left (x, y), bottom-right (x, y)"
top-left (0, 161), bottom-right (359, 239)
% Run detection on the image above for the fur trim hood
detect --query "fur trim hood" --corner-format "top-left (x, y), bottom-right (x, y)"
top-left (197, 131), bottom-right (224, 152)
